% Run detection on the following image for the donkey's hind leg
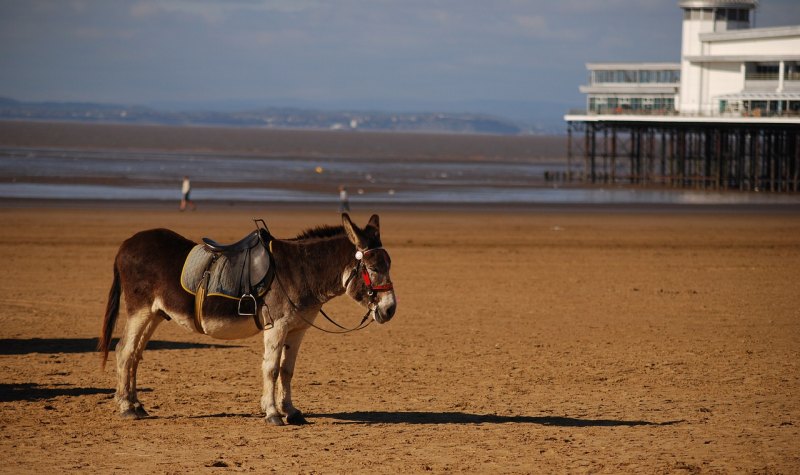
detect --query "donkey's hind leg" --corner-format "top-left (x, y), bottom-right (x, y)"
top-left (115, 308), bottom-right (162, 419)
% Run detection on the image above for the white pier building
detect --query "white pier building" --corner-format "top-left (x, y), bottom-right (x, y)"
top-left (566, 0), bottom-right (800, 121)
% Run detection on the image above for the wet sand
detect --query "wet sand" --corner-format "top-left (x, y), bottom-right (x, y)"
top-left (0, 120), bottom-right (566, 160)
top-left (7, 121), bottom-right (800, 209)
top-left (1, 204), bottom-right (798, 473)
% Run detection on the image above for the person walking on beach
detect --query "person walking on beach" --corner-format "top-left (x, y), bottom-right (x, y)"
top-left (338, 185), bottom-right (350, 213)
top-left (180, 175), bottom-right (196, 211)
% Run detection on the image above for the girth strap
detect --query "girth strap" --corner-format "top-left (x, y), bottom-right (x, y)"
top-left (194, 271), bottom-right (210, 333)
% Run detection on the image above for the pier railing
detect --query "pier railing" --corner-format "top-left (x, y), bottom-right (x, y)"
top-left (744, 72), bottom-right (780, 81)
top-left (568, 108), bottom-right (800, 118)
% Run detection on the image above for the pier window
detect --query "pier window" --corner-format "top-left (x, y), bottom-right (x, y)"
top-left (592, 69), bottom-right (679, 84)
top-left (719, 100), bottom-right (748, 114)
top-left (749, 101), bottom-right (768, 113)
top-left (588, 96), bottom-right (675, 113)
top-left (715, 9), bottom-right (749, 22)
top-left (657, 70), bottom-right (680, 83)
top-left (741, 100), bottom-right (794, 116)
top-left (593, 70), bottom-right (636, 83)
top-left (721, 100), bottom-right (743, 114)
top-left (746, 63), bottom-right (780, 80)
top-left (785, 62), bottom-right (800, 81)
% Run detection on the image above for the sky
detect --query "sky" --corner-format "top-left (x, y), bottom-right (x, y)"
top-left (1, 0), bottom-right (799, 120)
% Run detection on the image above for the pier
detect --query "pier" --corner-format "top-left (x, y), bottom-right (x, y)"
top-left (563, 0), bottom-right (800, 193)
top-left (566, 118), bottom-right (800, 192)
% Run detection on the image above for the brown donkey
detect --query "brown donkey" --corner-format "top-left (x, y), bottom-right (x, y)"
top-left (99, 213), bottom-right (397, 425)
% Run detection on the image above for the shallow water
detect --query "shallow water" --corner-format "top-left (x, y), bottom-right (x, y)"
top-left (2, 147), bottom-right (798, 206)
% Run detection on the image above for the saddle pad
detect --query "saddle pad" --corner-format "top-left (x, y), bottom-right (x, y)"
top-left (180, 244), bottom-right (271, 300)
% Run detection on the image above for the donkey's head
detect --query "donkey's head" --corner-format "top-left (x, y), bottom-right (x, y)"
top-left (342, 213), bottom-right (397, 323)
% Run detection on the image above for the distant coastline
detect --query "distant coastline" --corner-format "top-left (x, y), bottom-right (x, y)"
top-left (0, 97), bottom-right (537, 135)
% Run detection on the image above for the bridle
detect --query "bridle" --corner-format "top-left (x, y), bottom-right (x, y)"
top-left (345, 247), bottom-right (395, 298)
top-left (270, 246), bottom-right (394, 334)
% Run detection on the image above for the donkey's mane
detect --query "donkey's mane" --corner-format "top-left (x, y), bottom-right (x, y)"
top-left (292, 225), bottom-right (345, 241)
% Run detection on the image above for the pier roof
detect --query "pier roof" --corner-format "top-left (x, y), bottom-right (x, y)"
top-left (678, 0), bottom-right (757, 9)
top-left (685, 54), bottom-right (800, 62)
top-left (699, 25), bottom-right (800, 42)
top-left (586, 63), bottom-right (680, 70)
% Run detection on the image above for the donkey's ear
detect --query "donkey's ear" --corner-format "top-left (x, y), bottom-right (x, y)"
top-left (342, 213), bottom-right (366, 249)
top-left (366, 214), bottom-right (380, 233)
top-left (363, 214), bottom-right (382, 247)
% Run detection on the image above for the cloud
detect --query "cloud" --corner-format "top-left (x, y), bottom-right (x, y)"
top-left (555, 0), bottom-right (665, 13)
top-left (72, 27), bottom-right (135, 40)
top-left (129, 0), bottom-right (324, 23)
top-left (515, 15), bottom-right (547, 30)
top-left (511, 13), bottom-right (586, 41)
top-left (129, 2), bottom-right (160, 19)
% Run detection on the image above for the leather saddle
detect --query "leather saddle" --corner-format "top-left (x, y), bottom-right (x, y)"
top-left (203, 231), bottom-right (264, 253)
top-left (181, 227), bottom-right (274, 330)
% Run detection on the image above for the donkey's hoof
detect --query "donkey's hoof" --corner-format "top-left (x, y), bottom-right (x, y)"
top-left (286, 411), bottom-right (308, 425)
top-left (134, 405), bottom-right (149, 418)
top-left (120, 408), bottom-right (141, 419)
top-left (266, 415), bottom-right (285, 426)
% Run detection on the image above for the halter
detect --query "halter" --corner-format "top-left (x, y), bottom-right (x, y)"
top-left (347, 247), bottom-right (394, 297)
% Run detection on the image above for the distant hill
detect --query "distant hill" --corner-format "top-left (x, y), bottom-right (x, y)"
top-left (0, 97), bottom-right (527, 135)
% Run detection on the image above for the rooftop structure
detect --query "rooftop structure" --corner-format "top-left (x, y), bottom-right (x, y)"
top-left (565, 0), bottom-right (800, 122)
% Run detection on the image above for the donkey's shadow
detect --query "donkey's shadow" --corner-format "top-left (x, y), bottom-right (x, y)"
top-left (0, 338), bottom-right (242, 355)
top-left (171, 411), bottom-right (682, 427)
top-left (308, 411), bottom-right (683, 427)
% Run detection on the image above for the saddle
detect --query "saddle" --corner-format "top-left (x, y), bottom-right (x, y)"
top-left (181, 225), bottom-right (274, 333)
top-left (203, 231), bottom-right (264, 253)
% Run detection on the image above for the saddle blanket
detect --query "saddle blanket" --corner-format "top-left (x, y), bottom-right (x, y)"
top-left (180, 244), bottom-right (271, 300)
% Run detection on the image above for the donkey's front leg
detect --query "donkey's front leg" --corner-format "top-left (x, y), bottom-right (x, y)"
top-left (277, 328), bottom-right (308, 425)
top-left (261, 322), bottom-right (289, 425)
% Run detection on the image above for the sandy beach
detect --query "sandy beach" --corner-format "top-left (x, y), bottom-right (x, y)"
top-left (1, 204), bottom-right (798, 473)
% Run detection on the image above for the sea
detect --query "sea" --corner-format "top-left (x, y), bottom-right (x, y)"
top-left (2, 146), bottom-right (799, 207)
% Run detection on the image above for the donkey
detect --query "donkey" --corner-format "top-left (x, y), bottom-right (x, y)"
top-left (98, 213), bottom-right (396, 425)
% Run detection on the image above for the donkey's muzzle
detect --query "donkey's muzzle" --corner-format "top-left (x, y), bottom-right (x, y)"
top-left (374, 296), bottom-right (397, 324)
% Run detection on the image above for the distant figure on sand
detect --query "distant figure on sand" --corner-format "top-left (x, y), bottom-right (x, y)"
top-left (180, 176), bottom-right (196, 211)
top-left (338, 185), bottom-right (350, 213)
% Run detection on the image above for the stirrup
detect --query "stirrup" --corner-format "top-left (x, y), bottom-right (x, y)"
top-left (238, 293), bottom-right (257, 316)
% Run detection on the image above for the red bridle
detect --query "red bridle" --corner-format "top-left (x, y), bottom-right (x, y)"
top-left (351, 248), bottom-right (394, 296)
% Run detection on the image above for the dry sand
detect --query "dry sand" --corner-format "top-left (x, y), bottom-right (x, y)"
top-left (1, 205), bottom-right (799, 473)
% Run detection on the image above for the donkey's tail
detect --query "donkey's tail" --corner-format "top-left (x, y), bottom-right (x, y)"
top-left (98, 261), bottom-right (121, 369)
